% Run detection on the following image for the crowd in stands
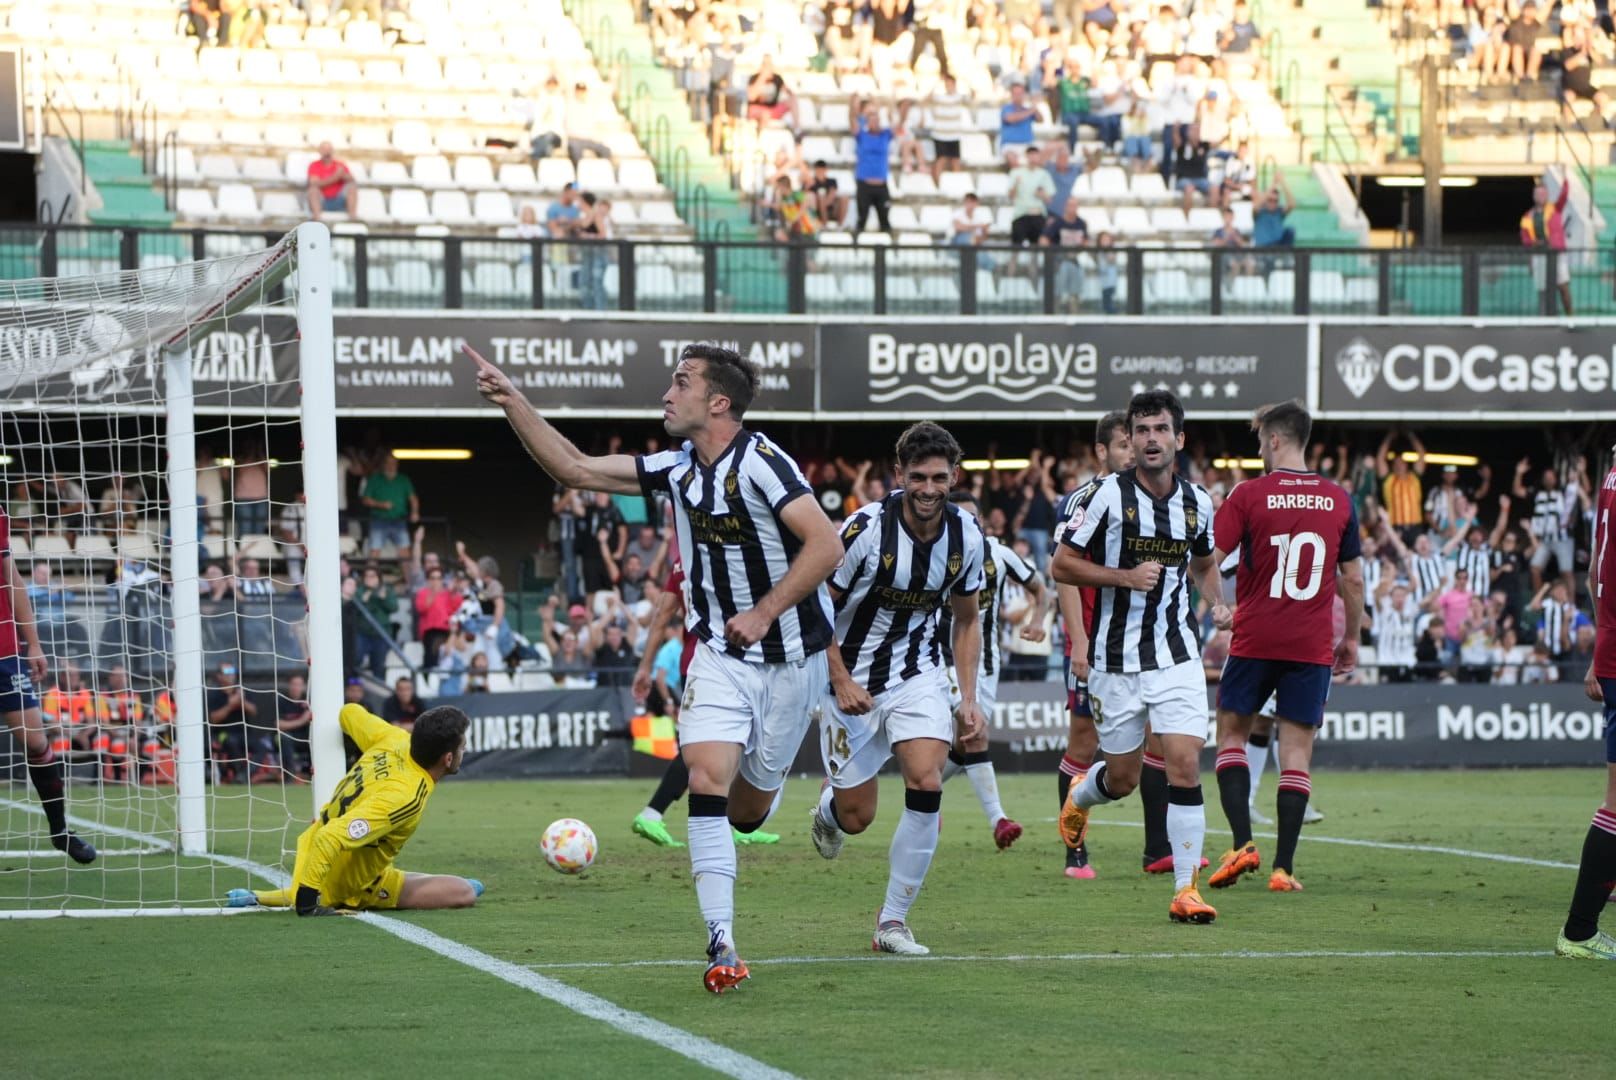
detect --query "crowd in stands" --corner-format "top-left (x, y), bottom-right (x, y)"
top-left (752, 0), bottom-right (1284, 270)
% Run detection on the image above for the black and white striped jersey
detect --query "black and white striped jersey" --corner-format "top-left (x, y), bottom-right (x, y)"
top-left (1532, 487), bottom-right (1569, 543)
top-left (636, 429), bottom-right (833, 664)
top-left (1375, 597), bottom-right (1419, 667)
top-left (832, 492), bottom-right (986, 696)
top-left (1452, 542), bottom-right (1491, 596)
top-left (1059, 468), bottom-right (1215, 674)
top-left (1408, 552), bottom-right (1447, 602)
top-left (1361, 555), bottom-right (1383, 602)
top-left (941, 534), bottom-right (1038, 679)
top-left (1538, 598), bottom-right (1573, 656)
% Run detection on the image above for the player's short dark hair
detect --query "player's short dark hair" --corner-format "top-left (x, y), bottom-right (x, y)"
top-left (681, 343), bottom-right (759, 419)
top-left (1253, 399), bottom-right (1311, 448)
top-left (1095, 410), bottom-right (1128, 447)
top-left (410, 706), bottom-right (469, 769)
top-left (1127, 389), bottom-right (1185, 436)
top-left (894, 421), bottom-right (963, 467)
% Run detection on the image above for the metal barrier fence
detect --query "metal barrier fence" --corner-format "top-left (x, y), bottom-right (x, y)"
top-left (3, 225), bottom-right (1611, 318)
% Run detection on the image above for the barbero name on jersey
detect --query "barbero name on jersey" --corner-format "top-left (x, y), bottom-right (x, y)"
top-left (1265, 491), bottom-right (1337, 510)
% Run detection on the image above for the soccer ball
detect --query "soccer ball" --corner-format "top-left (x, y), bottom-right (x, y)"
top-left (540, 818), bottom-right (597, 875)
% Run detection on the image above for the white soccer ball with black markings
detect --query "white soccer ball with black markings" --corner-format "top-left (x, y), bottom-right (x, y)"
top-left (541, 818), bottom-right (597, 875)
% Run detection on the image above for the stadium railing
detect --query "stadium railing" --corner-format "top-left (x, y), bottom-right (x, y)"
top-left (3, 225), bottom-right (1610, 319)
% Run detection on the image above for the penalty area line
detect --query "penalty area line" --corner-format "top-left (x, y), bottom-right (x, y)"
top-left (1037, 817), bottom-right (1580, 871)
top-left (525, 948), bottom-right (1556, 972)
top-left (0, 797), bottom-right (800, 1080)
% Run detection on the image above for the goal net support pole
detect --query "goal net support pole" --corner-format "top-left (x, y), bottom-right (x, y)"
top-left (166, 343), bottom-right (207, 855)
top-left (294, 221), bottom-right (347, 813)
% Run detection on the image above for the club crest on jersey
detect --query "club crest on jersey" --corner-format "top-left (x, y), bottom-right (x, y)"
top-left (1184, 505), bottom-right (1198, 532)
top-left (724, 470), bottom-right (739, 497)
top-left (947, 551), bottom-right (963, 577)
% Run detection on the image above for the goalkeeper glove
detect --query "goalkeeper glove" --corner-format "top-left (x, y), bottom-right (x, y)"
top-left (293, 884), bottom-right (350, 918)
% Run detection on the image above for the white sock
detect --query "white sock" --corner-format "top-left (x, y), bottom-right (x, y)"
top-left (688, 813), bottom-right (736, 953)
top-left (639, 806), bottom-right (663, 822)
top-left (816, 784), bottom-right (843, 834)
top-left (1167, 795), bottom-right (1206, 891)
top-left (940, 757), bottom-right (966, 784)
top-left (1246, 739), bottom-right (1272, 808)
top-left (964, 762), bottom-right (1005, 825)
top-left (1071, 761), bottom-right (1119, 810)
top-left (879, 798), bottom-right (940, 926)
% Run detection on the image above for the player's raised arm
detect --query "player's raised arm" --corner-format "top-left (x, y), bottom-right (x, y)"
top-left (340, 702), bottom-right (405, 754)
top-left (462, 344), bottom-right (640, 496)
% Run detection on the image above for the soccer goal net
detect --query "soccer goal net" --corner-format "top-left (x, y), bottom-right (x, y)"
top-left (0, 222), bottom-right (343, 916)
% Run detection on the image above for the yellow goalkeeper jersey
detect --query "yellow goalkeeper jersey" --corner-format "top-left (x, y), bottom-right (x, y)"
top-left (293, 704), bottom-right (436, 901)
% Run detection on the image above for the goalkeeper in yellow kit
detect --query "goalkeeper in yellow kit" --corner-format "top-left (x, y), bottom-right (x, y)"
top-left (227, 703), bottom-right (483, 915)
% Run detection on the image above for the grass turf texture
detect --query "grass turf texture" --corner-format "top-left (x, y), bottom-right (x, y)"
top-left (0, 768), bottom-right (1609, 1078)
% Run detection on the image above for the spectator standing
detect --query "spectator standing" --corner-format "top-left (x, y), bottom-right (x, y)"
top-left (413, 565), bottom-right (460, 668)
top-left (926, 75), bottom-right (971, 181)
top-left (552, 486), bottom-right (584, 601)
top-left (354, 565), bottom-right (397, 678)
top-left (233, 556), bottom-right (274, 599)
top-left (1008, 146), bottom-right (1057, 245)
top-left (1435, 569), bottom-right (1475, 648)
top-left (456, 542), bottom-right (515, 661)
top-left (277, 673), bottom-right (312, 777)
top-left (232, 442), bottom-right (270, 537)
top-left (850, 95), bottom-right (895, 234)
top-left (1040, 197), bottom-right (1090, 313)
top-left (1094, 231), bottom-right (1120, 313)
top-left (1220, 0), bottom-right (1262, 60)
top-left (1013, 452), bottom-right (1060, 573)
top-left (196, 444), bottom-right (227, 532)
top-left (360, 451), bottom-right (418, 555)
top-left (1122, 98), bottom-right (1154, 173)
top-left (1251, 174), bottom-right (1296, 248)
top-left (1376, 583), bottom-right (1420, 682)
top-left (305, 142), bottom-right (357, 221)
top-left (578, 193), bottom-right (614, 311)
top-left (26, 563), bottom-right (72, 624)
top-left (592, 623), bottom-right (638, 688)
top-left (546, 184), bottom-right (583, 239)
top-left (1377, 428), bottom-right (1428, 544)
top-left (1045, 143), bottom-right (1084, 216)
top-left (279, 492), bottom-right (307, 586)
top-left (910, 0), bottom-right (952, 74)
top-left (1530, 580), bottom-right (1576, 661)
top-left (1415, 617), bottom-right (1451, 681)
top-left (381, 677), bottom-right (424, 729)
top-left (1520, 167), bottom-right (1572, 316)
top-left (999, 81), bottom-right (1040, 158)
top-left (582, 490), bottom-right (627, 596)
top-left (1515, 456), bottom-right (1576, 590)
top-left (1174, 136), bottom-right (1212, 211)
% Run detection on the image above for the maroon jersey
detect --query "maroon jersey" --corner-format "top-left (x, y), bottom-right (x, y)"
top-left (0, 509), bottom-right (16, 657)
top-left (1214, 469), bottom-right (1360, 667)
top-left (1593, 462), bottom-right (1616, 678)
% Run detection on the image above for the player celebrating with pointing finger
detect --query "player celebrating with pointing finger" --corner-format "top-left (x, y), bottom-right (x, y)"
top-left (1052, 391), bottom-right (1230, 924)
top-left (1207, 400), bottom-right (1362, 895)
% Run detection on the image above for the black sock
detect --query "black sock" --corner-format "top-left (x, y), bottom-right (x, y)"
top-left (687, 792), bottom-right (728, 819)
top-left (1140, 757), bottom-right (1169, 857)
top-left (26, 749), bottom-right (68, 836)
top-left (1057, 769), bottom-right (1073, 810)
top-left (1215, 748), bottom-right (1253, 847)
top-left (1273, 771), bottom-right (1310, 873)
top-left (647, 752), bottom-right (690, 814)
top-left (962, 749), bottom-right (991, 767)
top-left (1564, 809), bottom-right (1616, 941)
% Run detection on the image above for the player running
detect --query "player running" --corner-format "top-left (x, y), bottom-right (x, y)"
top-left (810, 423), bottom-right (987, 955)
top-left (1053, 390), bottom-right (1230, 923)
top-left (0, 505), bottom-right (95, 863)
top-left (1556, 447), bottom-right (1616, 959)
top-left (468, 342), bottom-right (841, 994)
top-left (630, 557), bottom-right (781, 848)
top-left (227, 703), bottom-right (481, 913)
top-left (939, 489), bottom-right (1046, 850)
top-left (1206, 400), bottom-right (1362, 894)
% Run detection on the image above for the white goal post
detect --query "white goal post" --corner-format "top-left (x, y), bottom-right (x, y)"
top-left (0, 221), bottom-right (343, 912)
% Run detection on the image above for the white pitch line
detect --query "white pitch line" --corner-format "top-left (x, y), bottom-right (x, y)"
top-left (1040, 817), bottom-right (1581, 871)
top-left (0, 906), bottom-right (270, 920)
top-left (0, 847), bottom-right (170, 857)
top-left (359, 914), bottom-right (799, 1080)
top-left (525, 948), bottom-right (1554, 972)
top-left (0, 797), bottom-right (801, 1080)
top-left (0, 797), bottom-right (181, 850)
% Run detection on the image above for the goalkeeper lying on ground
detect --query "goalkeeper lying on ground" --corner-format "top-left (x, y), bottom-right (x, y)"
top-left (228, 703), bottom-right (483, 915)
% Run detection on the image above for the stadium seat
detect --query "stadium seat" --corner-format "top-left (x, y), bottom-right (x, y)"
top-left (938, 172), bottom-right (973, 200)
top-left (1089, 167), bottom-right (1129, 198)
top-left (805, 274), bottom-right (841, 304)
top-left (199, 154), bottom-right (241, 181)
top-left (392, 122), bottom-right (435, 155)
top-left (279, 51), bottom-right (322, 83)
top-left (260, 191), bottom-right (304, 219)
top-left (975, 173), bottom-right (1010, 201)
top-left (160, 147), bottom-right (200, 182)
top-left (412, 155), bottom-right (454, 188)
top-left (1111, 206), bottom-right (1153, 237)
top-left (616, 159), bottom-right (660, 196)
top-left (1149, 207), bottom-right (1189, 233)
top-left (638, 202), bottom-right (682, 226)
top-left (1225, 275), bottom-right (1269, 304)
top-left (346, 91), bottom-right (389, 120)
top-left (576, 158), bottom-right (616, 193)
top-left (73, 534), bottom-right (116, 559)
top-left (1343, 277), bottom-right (1378, 306)
top-left (472, 190), bottom-right (516, 225)
top-left (1267, 269), bottom-right (1296, 304)
top-left (887, 276), bottom-right (922, 305)
top-left (369, 160), bottom-right (411, 186)
top-left (388, 188), bottom-right (433, 226)
top-left (994, 277), bottom-right (1039, 306)
top-left (364, 59), bottom-right (405, 84)
top-left (31, 535), bottom-right (71, 557)
top-left (1130, 173), bottom-right (1170, 203)
top-left (799, 135), bottom-right (842, 164)
top-left (1310, 270), bottom-right (1348, 305)
top-left (465, 262), bottom-right (519, 300)
top-left (887, 205), bottom-right (921, 232)
top-left (841, 275), bottom-right (876, 303)
top-left (402, 53), bottom-right (444, 86)
top-left (1186, 207), bottom-right (1223, 232)
top-left (497, 162), bottom-right (541, 192)
top-left (899, 172), bottom-right (938, 198)
top-left (175, 188), bottom-right (216, 221)
top-left (919, 275), bottom-right (961, 303)
top-left (536, 158), bottom-right (576, 191)
top-left (919, 205), bottom-right (955, 235)
top-left (430, 190), bottom-right (478, 227)
top-left (455, 156), bottom-right (497, 189)
top-left (354, 188), bottom-right (390, 224)
top-left (240, 157), bottom-right (282, 183)
top-left (959, 134), bottom-right (995, 167)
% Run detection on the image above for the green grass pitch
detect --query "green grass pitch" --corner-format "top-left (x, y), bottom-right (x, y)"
top-left (0, 768), bottom-right (1609, 1078)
